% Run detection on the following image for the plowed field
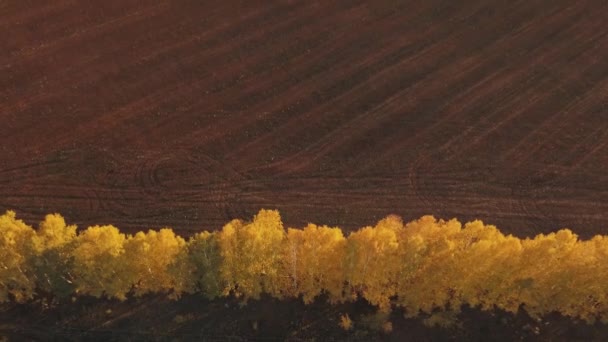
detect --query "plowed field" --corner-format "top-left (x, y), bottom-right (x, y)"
top-left (2, 1), bottom-right (608, 340)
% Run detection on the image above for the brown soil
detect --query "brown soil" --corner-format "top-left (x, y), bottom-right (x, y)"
top-left (2, 0), bottom-right (608, 340)
top-left (2, 294), bottom-right (608, 341)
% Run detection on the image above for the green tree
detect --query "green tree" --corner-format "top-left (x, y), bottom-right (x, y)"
top-left (32, 213), bottom-right (78, 301)
top-left (171, 231), bottom-right (223, 299)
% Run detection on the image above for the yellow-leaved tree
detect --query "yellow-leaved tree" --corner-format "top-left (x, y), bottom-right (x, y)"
top-left (0, 211), bottom-right (37, 303)
top-left (216, 218), bottom-right (244, 297)
top-left (585, 235), bottom-right (608, 323)
top-left (543, 233), bottom-right (605, 323)
top-left (449, 220), bottom-right (524, 314)
top-left (71, 225), bottom-right (131, 300)
top-left (514, 229), bottom-right (581, 321)
top-left (394, 216), bottom-right (463, 317)
top-left (345, 215), bottom-right (403, 311)
top-left (217, 209), bottom-right (286, 300)
top-left (124, 228), bottom-right (186, 297)
top-left (6, 208), bottom-right (608, 326)
top-left (282, 223), bottom-right (347, 304)
top-left (32, 213), bottom-right (78, 301)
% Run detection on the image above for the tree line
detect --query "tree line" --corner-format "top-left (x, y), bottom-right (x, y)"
top-left (1, 209), bottom-right (606, 324)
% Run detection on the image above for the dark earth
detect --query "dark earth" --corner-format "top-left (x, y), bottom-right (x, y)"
top-left (2, 0), bottom-right (608, 340)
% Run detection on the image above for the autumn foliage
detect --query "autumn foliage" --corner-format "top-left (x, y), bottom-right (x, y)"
top-left (2, 209), bottom-right (608, 325)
